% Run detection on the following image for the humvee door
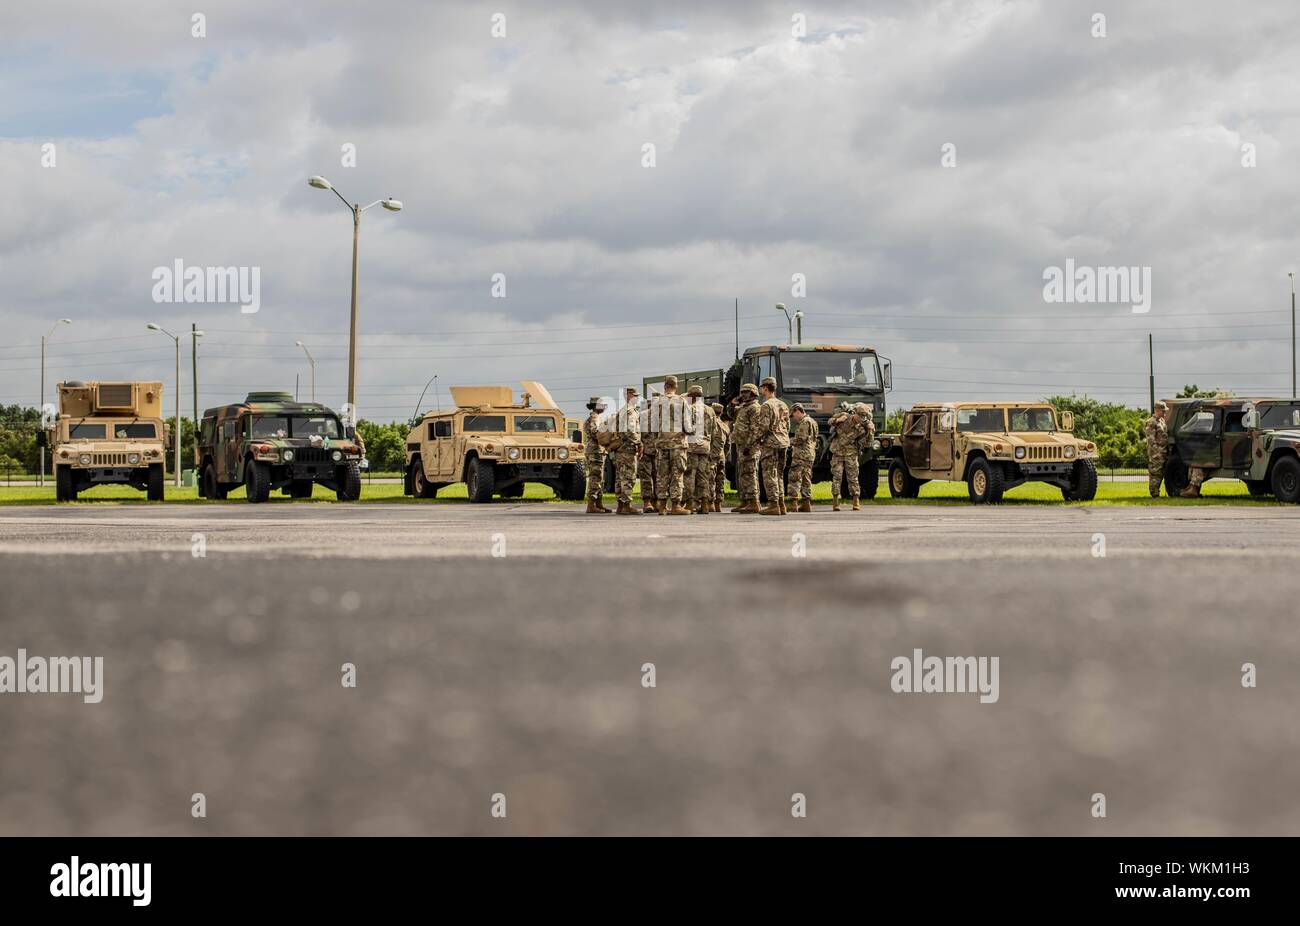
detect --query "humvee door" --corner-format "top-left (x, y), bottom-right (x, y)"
top-left (902, 411), bottom-right (932, 472)
top-left (1176, 408), bottom-right (1222, 468)
top-left (427, 418), bottom-right (455, 478)
top-left (1221, 405), bottom-right (1253, 470)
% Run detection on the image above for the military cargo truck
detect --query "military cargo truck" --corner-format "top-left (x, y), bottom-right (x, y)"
top-left (1162, 396), bottom-right (1300, 502)
top-left (47, 380), bottom-right (169, 501)
top-left (643, 343), bottom-right (893, 498)
top-left (882, 401), bottom-right (1098, 503)
top-left (404, 381), bottom-right (583, 502)
top-left (197, 392), bottom-right (364, 502)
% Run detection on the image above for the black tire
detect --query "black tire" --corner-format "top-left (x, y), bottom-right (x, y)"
top-left (966, 457), bottom-right (1003, 504)
top-left (1068, 459), bottom-right (1098, 502)
top-left (1271, 455), bottom-right (1300, 504)
top-left (467, 458), bottom-right (495, 503)
top-left (55, 466), bottom-right (74, 502)
top-left (1164, 455), bottom-right (1189, 497)
top-left (888, 458), bottom-right (919, 498)
top-left (288, 480), bottom-right (314, 499)
top-left (245, 460), bottom-right (270, 503)
top-left (203, 463), bottom-right (228, 500)
top-left (147, 463), bottom-right (165, 501)
top-left (558, 463), bottom-right (584, 501)
top-left (411, 460), bottom-right (439, 499)
top-left (1244, 479), bottom-right (1270, 497)
top-left (336, 462), bottom-right (362, 501)
top-left (859, 457), bottom-right (880, 500)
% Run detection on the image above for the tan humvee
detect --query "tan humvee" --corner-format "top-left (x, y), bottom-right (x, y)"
top-left (404, 381), bottom-right (584, 502)
top-left (883, 401), bottom-right (1099, 503)
top-left (48, 381), bottom-right (169, 501)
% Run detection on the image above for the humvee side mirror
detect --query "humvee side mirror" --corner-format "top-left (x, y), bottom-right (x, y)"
top-left (938, 410), bottom-right (954, 432)
top-left (881, 359), bottom-right (893, 391)
top-left (1242, 409), bottom-right (1259, 429)
top-left (1060, 411), bottom-right (1074, 432)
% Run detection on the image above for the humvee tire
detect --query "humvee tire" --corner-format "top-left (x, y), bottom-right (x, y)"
top-left (245, 460), bottom-right (271, 503)
top-left (888, 459), bottom-right (920, 498)
top-left (288, 480), bottom-right (314, 499)
top-left (411, 460), bottom-right (439, 499)
top-left (55, 466), bottom-right (76, 502)
top-left (202, 463), bottom-right (228, 500)
top-left (467, 458), bottom-right (495, 503)
top-left (146, 463), bottom-right (165, 501)
top-left (1063, 459), bottom-right (1098, 501)
top-left (1164, 455), bottom-right (1189, 497)
top-left (859, 458), bottom-right (880, 500)
top-left (336, 462), bottom-right (362, 501)
top-left (966, 457), bottom-right (1003, 504)
top-left (1244, 479), bottom-right (1270, 497)
top-left (1271, 456), bottom-right (1300, 504)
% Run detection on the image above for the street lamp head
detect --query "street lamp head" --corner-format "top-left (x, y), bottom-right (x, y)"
top-left (381, 198), bottom-right (403, 212)
top-left (775, 303), bottom-right (787, 312)
top-left (193, 330), bottom-right (205, 338)
top-left (58, 318), bottom-right (71, 325)
top-left (295, 340), bottom-right (304, 347)
top-left (308, 175), bottom-right (333, 191)
top-left (146, 323), bottom-right (160, 331)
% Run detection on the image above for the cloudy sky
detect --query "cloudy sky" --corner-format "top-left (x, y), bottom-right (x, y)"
top-left (2, 0), bottom-right (1298, 421)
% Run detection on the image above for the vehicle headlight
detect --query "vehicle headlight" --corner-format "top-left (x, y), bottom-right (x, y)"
top-left (507, 447), bottom-right (521, 460)
top-left (127, 453), bottom-right (140, 465)
top-left (557, 447), bottom-right (569, 461)
top-left (871, 439), bottom-right (881, 451)
top-left (79, 453), bottom-right (91, 465)
top-left (331, 450), bottom-right (343, 462)
top-left (283, 449), bottom-right (295, 462)
top-left (1064, 445), bottom-right (1077, 459)
top-left (1014, 447), bottom-right (1026, 459)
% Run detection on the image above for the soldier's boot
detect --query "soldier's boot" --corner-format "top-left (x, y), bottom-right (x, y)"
top-left (597, 499), bottom-right (614, 513)
top-left (586, 499), bottom-right (609, 514)
top-left (832, 495), bottom-right (841, 511)
top-left (798, 498), bottom-right (812, 513)
top-left (617, 501), bottom-right (642, 515)
top-left (641, 499), bottom-right (656, 514)
top-left (758, 502), bottom-right (782, 515)
top-left (731, 499), bottom-right (760, 514)
top-left (851, 495), bottom-right (861, 511)
top-left (777, 497), bottom-right (788, 515)
top-left (655, 499), bottom-right (667, 514)
top-left (1179, 485), bottom-right (1200, 498)
top-left (667, 498), bottom-right (693, 515)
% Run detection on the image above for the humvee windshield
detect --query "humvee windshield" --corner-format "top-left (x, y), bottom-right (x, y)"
top-left (463, 414), bottom-right (506, 432)
top-left (1260, 403), bottom-right (1300, 429)
top-left (780, 352), bottom-right (880, 391)
top-left (69, 424), bottom-right (107, 439)
top-left (1008, 407), bottom-right (1056, 431)
top-left (957, 408), bottom-right (1005, 432)
top-left (514, 415), bottom-right (556, 432)
top-left (112, 423), bottom-right (157, 439)
top-left (251, 415), bottom-right (342, 439)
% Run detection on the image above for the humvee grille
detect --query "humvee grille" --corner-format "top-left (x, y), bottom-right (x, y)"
top-left (518, 447), bottom-right (557, 462)
top-left (1024, 445), bottom-right (1063, 461)
top-left (294, 448), bottom-right (332, 463)
top-left (96, 384), bottom-right (133, 408)
top-left (92, 452), bottom-right (131, 466)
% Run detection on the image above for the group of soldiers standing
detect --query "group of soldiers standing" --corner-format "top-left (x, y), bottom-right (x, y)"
top-left (581, 375), bottom-right (878, 515)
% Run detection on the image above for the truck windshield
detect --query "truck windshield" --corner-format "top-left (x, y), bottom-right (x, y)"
top-left (1007, 407), bottom-right (1056, 431)
top-left (251, 415), bottom-right (341, 438)
top-left (1260, 403), bottom-right (1300, 428)
top-left (68, 423), bottom-right (106, 439)
top-left (112, 423), bottom-right (157, 439)
top-left (514, 415), bottom-right (556, 432)
top-left (957, 408), bottom-right (1006, 432)
top-left (463, 414), bottom-right (506, 432)
top-left (780, 352), bottom-right (880, 390)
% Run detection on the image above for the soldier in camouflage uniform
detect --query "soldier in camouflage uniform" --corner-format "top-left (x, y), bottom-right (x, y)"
top-left (583, 396), bottom-right (611, 514)
top-left (828, 403), bottom-right (863, 511)
top-left (756, 377), bottom-right (791, 515)
top-left (613, 386), bottom-right (643, 515)
top-left (710, 402), bottom-right (729, 512)
top-left (730, 384), bottom-right (762, 513)
top-left (787, 403), bottom-right (819, 512)
top-left (684, 385), bottom-right (716, 513)
top-left (653, 375), bottom-right (692, 515)
top-left (637, 391), bottom-right (658, 512)
top-left (1143, 400), bottom-right (1169, 498)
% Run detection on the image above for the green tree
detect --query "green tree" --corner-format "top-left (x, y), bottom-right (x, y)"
top-left (356, 420), bottom-right (407, 472)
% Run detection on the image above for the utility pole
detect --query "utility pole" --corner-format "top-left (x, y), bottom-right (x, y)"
top-left (1148, 333), bottom-right (1155, 413)
top-left (191, 324), bottom-right (201, 466)
top-left (38, 318), bottom-right (72, 486)
top-left (734, 298), bottom-right (739, 360)
top-left (795, 310), bottom-right (804, 344)
top-left (1290, 272), bottom-right (1296, 398)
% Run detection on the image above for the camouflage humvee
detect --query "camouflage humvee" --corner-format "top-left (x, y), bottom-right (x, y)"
top-left (46, 381), bottom-right (169, 501)
top-left (404, 381), bottom-right (584, 502)
top-left (883, 401), bottom-right (1098, 503)
top-left (197, 392), bottom-right (363, 502)
top-left (1162, 396), bottom-right (1300, 502)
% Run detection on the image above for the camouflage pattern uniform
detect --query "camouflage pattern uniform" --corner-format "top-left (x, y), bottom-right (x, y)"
top-left (828, 406), bottom-right (863, 506)
top-left (710, 402), bottom-right (729, 511)
top-left (1143, 403), bottom-right (1169, 498)
top-left (653, 376), bottom-right (690, 513)
top-left (788, 404), bottom-right (819, 504)
top-left (684, 387), bottom-right (716, 512)
top-left (730, 385), bottom-right (762, 512)
top-left (582, 400), bottom-right (610, 512)
top-left (756, 378), bottom-right (791, 514)
top-left (637, 394), bottom-right (657, 510)
top-left (612, 396), bottom-right (642, 513)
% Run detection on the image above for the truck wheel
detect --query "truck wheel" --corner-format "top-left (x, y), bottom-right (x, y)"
top-left (55, 466), bottom-right (75, 502)
top-left (1271, 456), bottom-right (1300, 503)
top-left (335, 462), bottom-right (362, 501)
top-left (966, 457), bottom-right (1003, 504)
top-left (203, 463), bottom-right (228, 500)
top-left (411, 460), bottom-right (438, 499)
top-left (1243, 479), bottom-right (1270, 497)
top-left (1069, 459), bottom-right (1098, 501)
top-left (888, 459), bottom-right (919, 498)
top-left (147, 463), bottom-right (165, 501)
top-left (1164, 456), bottom-right (1189, 497)
top-left (859, 458), bottom-right (880, 500)
top-left (558, 463), bottom-right (584, 500)
top-left (245, 461), bottom-right (270, 503)
top-left (467, 458), bottom-right (495, 502)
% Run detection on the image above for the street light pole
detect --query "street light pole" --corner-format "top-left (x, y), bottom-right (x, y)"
top-left (295, 340), bottom-right (317, 402)
top-left (307, 176), bottom-right (402, 415)
top-left (38, 318), bottom-right (72, 486)
top-left (1290, 272), bottom-right (1296, 399)
top-left (776, 303), bottom-right (793, 344)
top-left (147, 323), bottom-right (183, 487)
top-left (191, 326), bottom-right (204, 466)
